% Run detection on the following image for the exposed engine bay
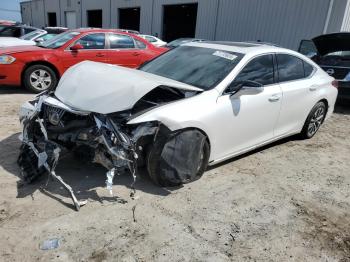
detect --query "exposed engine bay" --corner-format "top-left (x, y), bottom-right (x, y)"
top-left (18, 85), bottom-right (201, 210)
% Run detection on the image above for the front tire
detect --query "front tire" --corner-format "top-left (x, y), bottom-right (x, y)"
top-left (300, 101), bottom-right (327, 139)
top-left (23, 64), bottom-right (57, 93)
top-left (147, 130), bottom-right (210, 187)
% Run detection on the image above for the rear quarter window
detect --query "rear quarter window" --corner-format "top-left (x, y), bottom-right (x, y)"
top-left (303, 61), bottom-right (315, 77)
top-left (277, 54), bottom-right (305, 82)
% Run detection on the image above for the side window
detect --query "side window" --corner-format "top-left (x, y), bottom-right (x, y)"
top-left (135, 39), bottom-right (146, 49)
top-left (277, 54), bottom-right (305, 82)
top-left (234, 54), bottom-right (274, 86)
top-left (24, 28), bottom-right (35, 34)
top-left (109, 34), bottom-right (135, 49)
top-left (145, 36), bottom-right (157, 43)
top-left (0, 27), bottom-right (21, 37)
top-left (303, 61), bottom-right (315, 77)
top-left (75, 33), bottom-right (105, 49)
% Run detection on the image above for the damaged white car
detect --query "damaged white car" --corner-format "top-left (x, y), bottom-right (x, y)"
top-left (18, 42), bottom-right (338, 210)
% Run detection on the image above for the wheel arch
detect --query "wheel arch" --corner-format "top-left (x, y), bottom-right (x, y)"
top-left (21, 61), bottom-right (60, 85)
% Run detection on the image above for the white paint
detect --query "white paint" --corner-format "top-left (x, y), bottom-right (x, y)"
top-left (0, 37), bottom-right (35, 47)
top-left (54, 61), bottom-right (201, 114)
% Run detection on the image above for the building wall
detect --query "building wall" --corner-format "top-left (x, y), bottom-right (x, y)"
top-left (152, 0), bottom-right (218, 40)
top-left (111, 0), bottom-right (153, 34)
top-left (30, 0), bottom-right (45, 28)
top-left (21, 1), bottom-right (32, 25)
top-left (21, 0), bottom-right (350, 49)
top-left (58, 0), bottom-right (82, 28)
top-left (81, 0), bottom-right (110, 28)
top-left (327, 0), bottom-right (348, 33)
top-left (214, 0), bottom-right (332, 49)
top-left (44, 0), bottom-right (61, 26)
top-left (341, 0), bottom-right (350, 31)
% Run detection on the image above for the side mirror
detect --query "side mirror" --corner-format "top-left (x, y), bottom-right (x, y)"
top-left (226, 80), bottom-right (264, 96)
top-left (35, 37), bottom-right (44, 43)
top-left (70, 43), bottom-right (83, 51)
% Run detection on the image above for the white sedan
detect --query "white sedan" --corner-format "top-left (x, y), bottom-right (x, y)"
top-left (140, 34), bottom-right (167, 47)
top-left (18, 41), bottom-right (337, 209)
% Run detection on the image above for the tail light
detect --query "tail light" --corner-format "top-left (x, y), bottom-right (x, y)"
top-left (331, 80), bottom-right (338, 89)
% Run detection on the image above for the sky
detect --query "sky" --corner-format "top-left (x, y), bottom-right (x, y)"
top-left (0, 0), bottom-right (24, 22)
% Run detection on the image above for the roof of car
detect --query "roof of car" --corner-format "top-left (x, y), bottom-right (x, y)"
top-left (185, 41), bottom-right (291, 55)
top-left (70, 28), bottom-right (138, 36)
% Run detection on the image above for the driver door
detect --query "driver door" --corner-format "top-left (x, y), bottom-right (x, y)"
top-left (60, 33), bottom-right (107, 71)
top-left (215, 54), bottom-right (282, 159)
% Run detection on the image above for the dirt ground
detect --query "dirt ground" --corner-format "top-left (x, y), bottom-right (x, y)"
top-left (0, 86), bottom-right (349, 262)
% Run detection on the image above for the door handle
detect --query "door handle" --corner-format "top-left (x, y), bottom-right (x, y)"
top-left (309, 85), bottom-right (317, 91)
top-left (96, 53), bottom-right (105, 57)
top-left (132, 52), bottom-right (140, 56)
top-left (268, 95), bottom-right (280, 102)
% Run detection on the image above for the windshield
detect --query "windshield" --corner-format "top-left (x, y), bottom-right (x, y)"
top-left (167, 38), bottom-right (191, 47)
top-left (140, 46), bottom-right (243, 90)
top-left (20, 30), bottom-right (44, 40)
top-left (40, 31), bottom-right (80, 49)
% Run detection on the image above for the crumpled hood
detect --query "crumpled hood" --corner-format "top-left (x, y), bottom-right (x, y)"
top-left (0, 37), bottom-right (35, 48)
top-left (55, 61), bottom-right (202, 114)
top-left (312, 33), bottom-right (350, 56)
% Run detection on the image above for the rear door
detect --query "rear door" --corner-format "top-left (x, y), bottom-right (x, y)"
top-left (60, 33), bottom-right (107, 71)
top-left (105, 33), bottom-right (141, 68)
top-left (274, 54), bottom-right (319, 136)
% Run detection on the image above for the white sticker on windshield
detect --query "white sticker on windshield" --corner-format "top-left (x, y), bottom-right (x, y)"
top-left (213, 51), bottom-right (237, 61)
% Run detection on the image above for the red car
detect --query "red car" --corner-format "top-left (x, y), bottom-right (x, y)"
top-left (0, 28), bottom-right (168, 92)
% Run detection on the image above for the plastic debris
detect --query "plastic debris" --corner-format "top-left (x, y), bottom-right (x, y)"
top-left (106, 168), bottom-right (116, 195)
top-left (40, 238), bottom-right (60, 250)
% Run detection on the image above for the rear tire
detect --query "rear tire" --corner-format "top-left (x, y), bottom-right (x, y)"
top-left (147, 130), bottom-right (210, 187)
top-left (23, 64), bottom-right (57, 93)
top-left (300, 101), bottom-right (327, 139)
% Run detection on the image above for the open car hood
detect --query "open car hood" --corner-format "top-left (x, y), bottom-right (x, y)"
top-left (55, 61), bottom-right (202, 114)
top-left (312, 33), bottom-right (350, 56)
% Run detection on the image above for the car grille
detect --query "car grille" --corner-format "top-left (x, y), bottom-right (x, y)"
top-left (42, 104), bottom-right (65, 126)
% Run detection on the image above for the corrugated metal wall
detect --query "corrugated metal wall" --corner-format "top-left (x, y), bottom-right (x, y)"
top-left (327, 0), bottom-right (348, 33)
top-left (81, 0), bottom-right (110, 28)
top-left (151, 0), bottom-right (218, 40)
top-left (215, 0), bottom-right (330, 49)
top-left (21, 1), bottom-right (32, 25)
top-left (30, 0), bottom-right (45, 28)
top-left (341, 0), bottom-right (350, 31)
top-left (44, 0), bottom-right (61, 26)
top-left (20, 0), bottom-right (349, 49)
top-left (59, 0), bottom-right (82, 28)
top-left (111, 0), bottom-right (153, 34)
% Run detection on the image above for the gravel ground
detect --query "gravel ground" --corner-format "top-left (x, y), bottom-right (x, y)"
top-left (0, 86), bottom-right (349, 262)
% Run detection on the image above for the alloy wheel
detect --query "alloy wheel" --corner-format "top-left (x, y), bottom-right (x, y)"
top-left (30, 69), bottom-right (52, 90)
top-left (307, 106), bottom-right (325, 137)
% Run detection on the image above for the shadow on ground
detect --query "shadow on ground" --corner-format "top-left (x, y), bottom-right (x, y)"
top-left (0, 133), bottom-right (173, 210)
top-left (0, 85), bottom-right (30, 95)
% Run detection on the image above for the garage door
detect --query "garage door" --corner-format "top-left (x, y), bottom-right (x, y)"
top-left (65, 11), bottom-right (76, 29)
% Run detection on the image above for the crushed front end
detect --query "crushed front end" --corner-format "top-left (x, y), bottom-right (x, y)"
top-left (18, 94), bottom-right (161, 210)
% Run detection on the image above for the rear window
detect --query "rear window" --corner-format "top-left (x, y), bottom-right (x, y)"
top-left (109, 34), bottom-right (135, 49)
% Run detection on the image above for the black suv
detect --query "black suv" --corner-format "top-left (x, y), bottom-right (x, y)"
top-left (299, 33), bottom-right (350, 103)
